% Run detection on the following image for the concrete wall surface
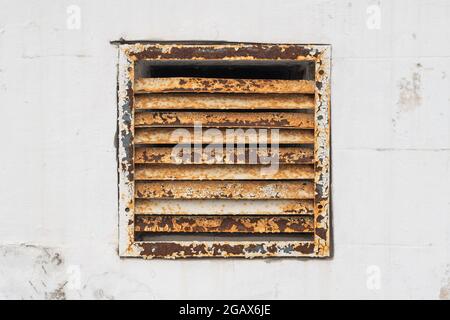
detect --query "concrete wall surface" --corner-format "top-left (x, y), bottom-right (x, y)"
top-left (0, 0), bottom-right (449, 299)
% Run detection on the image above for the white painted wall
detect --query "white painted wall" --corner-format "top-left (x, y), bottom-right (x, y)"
top-left (0, 0), bottom-right (449, 299)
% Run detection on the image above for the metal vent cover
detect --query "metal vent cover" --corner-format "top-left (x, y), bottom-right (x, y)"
top-left (116, 42), bottom-right (331, 259)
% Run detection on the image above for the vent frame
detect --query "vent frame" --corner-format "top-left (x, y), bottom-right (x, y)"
top-left (117, 43), bottom-right (331, 259)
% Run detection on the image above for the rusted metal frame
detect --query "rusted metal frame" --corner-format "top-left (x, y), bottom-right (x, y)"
top-left (313, 46), bottom-right (331, 257)
top-left (122, 43), bottom-right (321, 61)
top-left (117, 47), bottom-right (135, 256)
top-left (118, 43), bottom-right (330, 259)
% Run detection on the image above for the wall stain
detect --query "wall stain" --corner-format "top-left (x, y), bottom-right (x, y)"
top-left (45, 281), bottom-right (67, 300)
top-left (439, 265), bottom-right (450, 300)
top-left (392, 64), bottom-right (423, 130)
top-left (0, 244), bottom-right (66, 299)
top-left (94, 288), bottom-right (115, 300)
top-left (397, 65), bottom-right (422, 112)
top-left (440, 283), bottom-right (450, 300)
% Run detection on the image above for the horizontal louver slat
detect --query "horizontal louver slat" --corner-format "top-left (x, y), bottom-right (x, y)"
top-left (132, 241), bottom-right (316, 258)
top-left (134, 77), bottom-right (315, 94)
top-left (135, 164), bottom-right (314, 180)
top-left (135, 181), bottom-right (314, 200)
top-left (135, 199), bottom-right (314, 216)
top-left (134, 128), bottom-right (314, 144)
top-left (135, 93), bottom-right (315, 110)
top-left (135, 111), bottom-right (314, 129)
top-left (135, 215), bottom-right (314, 233)
top-left (135, 146), bottom-right (314, 164)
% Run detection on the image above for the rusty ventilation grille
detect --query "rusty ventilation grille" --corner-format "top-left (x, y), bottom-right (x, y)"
top-left (117, 43), bottom-right (331, 259)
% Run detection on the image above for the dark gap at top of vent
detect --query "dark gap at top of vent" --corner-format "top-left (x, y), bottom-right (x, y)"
top-left (135, 60), bottom-right (315, 80)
